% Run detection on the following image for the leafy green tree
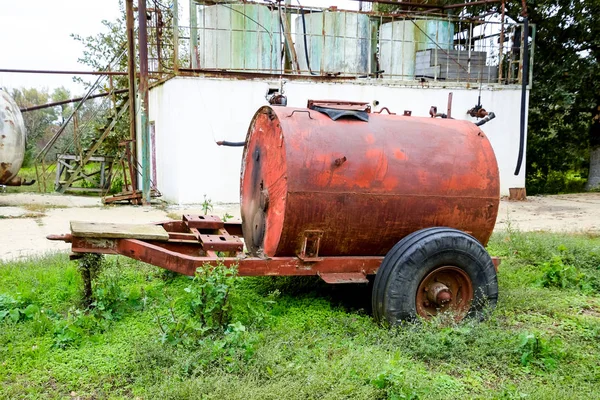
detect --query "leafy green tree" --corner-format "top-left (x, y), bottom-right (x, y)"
top-left (51, 87), bottom-right (73, 125)
top-left (503, 0), bottom-right (600, 193)
top-left (11, 88), bottom-right (59, 166)
top-left (375, 0), bottom-right (599, 193)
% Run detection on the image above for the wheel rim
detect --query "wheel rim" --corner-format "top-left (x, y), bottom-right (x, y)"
top-left (415, 266), bottom-right (474, 321)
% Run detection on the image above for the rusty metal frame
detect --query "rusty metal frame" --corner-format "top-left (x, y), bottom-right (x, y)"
top-left (49, 214), bottom-right (501, 281)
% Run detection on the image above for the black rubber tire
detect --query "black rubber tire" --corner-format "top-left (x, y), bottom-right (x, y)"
top-left (372, 227), bottom-right (498, 324)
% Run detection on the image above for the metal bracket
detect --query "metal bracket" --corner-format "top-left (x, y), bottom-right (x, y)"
top-left (298, 230), bottom-right (323, 262)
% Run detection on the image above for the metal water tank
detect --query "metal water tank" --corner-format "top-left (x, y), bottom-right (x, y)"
top-left (379, 19), bottom-right (455, 80)
top-left (414, 19), bottom-right (455, 51)
top-left (294, 11), bottom-right (370, 75)
top-left (0, 90), bottom-right (26, 185)
top-left (240, 106), bottom-right (500, 258)
top-left (197, 4), bottom-right (281, 72)
top-left (379, 21), bottom-right (416, 80)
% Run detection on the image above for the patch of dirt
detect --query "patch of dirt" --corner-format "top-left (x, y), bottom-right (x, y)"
top-left (496, 193), bottom-right (600, 233)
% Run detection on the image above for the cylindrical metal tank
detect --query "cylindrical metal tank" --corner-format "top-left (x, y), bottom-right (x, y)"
top-left (240, 106), bottom-right (499, 258)
top-left (379, 21), bottom-right (416, 80)
top-left (197, 4), bottom-right (281, 72)
top-left (294, 11), bottom-right (370, 75)
top-left (379, 19), bottom-right (455, 80)
top-left (0, 90), bottom-right (26, 185)
top-left (414, 20), bottom-right (455, 51)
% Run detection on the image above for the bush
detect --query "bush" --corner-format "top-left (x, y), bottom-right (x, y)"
top-left (155, 262), bottom-right (240, 346)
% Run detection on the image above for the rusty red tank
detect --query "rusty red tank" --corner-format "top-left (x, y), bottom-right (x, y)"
top-left (240, 105), bottom-right (499, 258)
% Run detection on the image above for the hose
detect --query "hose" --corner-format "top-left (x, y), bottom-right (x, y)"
top-left (300, 6), bottom-right (317, 75)
top-left (514, 17), bottom-right (529, 176)
top-left (475, 112), bottom-right (496, 126)
top-left (216, 141), bottom-right (245, 147)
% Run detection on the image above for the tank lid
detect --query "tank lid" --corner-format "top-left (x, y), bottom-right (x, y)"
top-left (307, 99), bottom-right (370, 122)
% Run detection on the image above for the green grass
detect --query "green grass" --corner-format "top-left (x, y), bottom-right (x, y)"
top-left (1, 231), bottom-right (599, 399)
top-left (6, 165), bottom-right (125, 195)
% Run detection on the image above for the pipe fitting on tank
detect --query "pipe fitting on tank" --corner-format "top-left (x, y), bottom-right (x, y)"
top-left (475, 112), bottom-right (496, 126)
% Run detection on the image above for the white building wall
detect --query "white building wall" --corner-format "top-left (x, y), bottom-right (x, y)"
top-left (148, 76), bottom-right (528, 204)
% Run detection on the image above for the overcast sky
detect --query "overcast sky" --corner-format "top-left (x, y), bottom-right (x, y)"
top-left (0, 0), bottom-right (358, 97)
top-left (0, 1), bottom-right (122, 95)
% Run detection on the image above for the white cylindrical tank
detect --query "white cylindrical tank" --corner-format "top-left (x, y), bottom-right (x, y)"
top-left (0, 89), bottom-right (26, 185)
top-left (379, 19), bottom-right (455, 80)
top-left (379, 21), bottom-right (416, 80)
top-left (294, 11), bottom-right (370, 75)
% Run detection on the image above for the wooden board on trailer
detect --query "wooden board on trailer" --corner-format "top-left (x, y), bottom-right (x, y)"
top-left (70, 221), bottom-right (169, 241)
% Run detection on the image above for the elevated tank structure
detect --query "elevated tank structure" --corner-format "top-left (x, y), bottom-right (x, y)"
top-left (294, 11), bottom-right (370, 75)
top-left (379, 19), bottom-right (455, 80)
top-left (49, 102), bottom-right (500, 324)
top-left (196, 4), bottom-right (281, 72)
top-left (0, 89), bottom-right (29, 186)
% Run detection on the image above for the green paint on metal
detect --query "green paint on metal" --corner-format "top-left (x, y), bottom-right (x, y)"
top-left (414, 20), bottom-right (454, 51)
top-left (197, 4), bottom-right (281, 72)
top-left (379, 19), bottom-right (455, 80)
top-left (140, 111), bottom-right (150, 204)
top-left (294, 11), bottom-right (370, 75)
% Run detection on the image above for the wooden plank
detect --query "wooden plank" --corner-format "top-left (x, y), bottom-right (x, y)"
top-left (71, 221), bottom-right (169, 241)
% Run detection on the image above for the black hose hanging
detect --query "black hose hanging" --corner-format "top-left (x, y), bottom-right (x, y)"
top-left (300, 7), bottom-right (317, 75)
top-left (514, 17), bottom-right (529, 176)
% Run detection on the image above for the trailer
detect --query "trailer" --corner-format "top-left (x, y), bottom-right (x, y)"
top-left (49, 102), bottom-right (501, 324)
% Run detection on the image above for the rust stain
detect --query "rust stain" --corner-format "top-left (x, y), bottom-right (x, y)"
top-left (393, 148), bottom-right (407, 160)
top-left (365, 134), bottom-right (375, 144)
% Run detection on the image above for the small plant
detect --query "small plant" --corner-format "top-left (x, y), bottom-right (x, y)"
top-left (201, 194), bottom-right (213, 215)
top-left (155, 262), bottom-right (239, 346)
top-left (0, 294), bottom-right (40, 323)
top-left (222, 212), bottom-right (233, 222)
top-left (517, 331), bottom-right (562, 370)
top-left (537, 256), bottom-right (580, 289)
top-left (186, 262), bottom-right (237, 329)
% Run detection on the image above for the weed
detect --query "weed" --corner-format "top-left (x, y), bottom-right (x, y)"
top-left (0, 293), bottom-right (39, 323)
top-left (222, 212), bottom-right (233, 222)
top-left (537, 256), bottom-right (585, 290)
top-left (517, 331), bottom-right (563, 370)
top-left (201, 194), bottom-right (213, 215)
top-left (155, 262), bottom-right (239, 346)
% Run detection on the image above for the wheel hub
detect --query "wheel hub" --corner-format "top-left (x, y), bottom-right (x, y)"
top-left (416, 266), bottom-right (474, 320)
top-left (427, 282), bottom-right (452, 305)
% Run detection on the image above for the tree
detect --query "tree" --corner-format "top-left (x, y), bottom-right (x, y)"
top-left (503, 0), bottom-right (600, 193)
top-left (376, 0), bottom-right (599, 193)
top-left (11, 88), bottom-right (59, 166)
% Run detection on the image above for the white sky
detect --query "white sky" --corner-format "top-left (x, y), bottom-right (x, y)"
top-left (0, 1), bottom-right (122, 96)
top-left (0, 0), bottom-right (358, 97)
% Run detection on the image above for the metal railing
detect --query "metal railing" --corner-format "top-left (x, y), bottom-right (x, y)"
top-left (153, 1), bottom-right (534, 86)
